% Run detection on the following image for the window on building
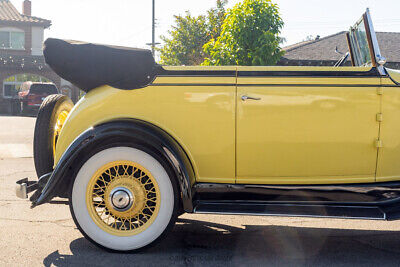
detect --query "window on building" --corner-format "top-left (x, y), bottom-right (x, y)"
top-left (0, 31), bottom-right (25, 50)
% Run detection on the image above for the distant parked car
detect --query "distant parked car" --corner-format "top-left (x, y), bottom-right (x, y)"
top-left (18, 82), bottom-right (59, 114)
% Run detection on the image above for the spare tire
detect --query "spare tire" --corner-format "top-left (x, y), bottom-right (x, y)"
top-left (33, 94), bottom-right (74, 179)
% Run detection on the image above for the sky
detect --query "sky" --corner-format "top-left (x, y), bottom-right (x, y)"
top-left (9, 0), bottom-right (400, 50)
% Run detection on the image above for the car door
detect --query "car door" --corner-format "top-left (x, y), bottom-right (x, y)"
top-left (236, 66), bottom-right (381, 184)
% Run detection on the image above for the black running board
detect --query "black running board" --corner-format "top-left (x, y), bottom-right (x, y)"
top-left (194, 202), bottom-right (386, 220)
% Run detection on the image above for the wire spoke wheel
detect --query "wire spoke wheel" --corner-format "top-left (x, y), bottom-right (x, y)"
top-left (86, 160), bottom-right (161, 236)
top-left (71, 147), bottom-right (176, 251)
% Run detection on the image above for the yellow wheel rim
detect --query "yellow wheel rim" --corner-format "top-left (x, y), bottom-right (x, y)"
top-left (86, 161), bottom-right (161, 236)
top-left (52, 110), bottom-right (69, 158)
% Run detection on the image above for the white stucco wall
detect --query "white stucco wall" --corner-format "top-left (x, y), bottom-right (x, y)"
top-left (31, 26), bottom-right (44, 56)
top-left (0, 27), bottom-right (24, 33)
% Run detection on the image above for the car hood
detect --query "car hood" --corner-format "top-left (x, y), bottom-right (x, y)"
top-left (386, 68), bottom-right (400, 86)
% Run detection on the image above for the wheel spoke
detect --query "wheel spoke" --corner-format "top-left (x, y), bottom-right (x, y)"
top-left (122, 165), bottom-right (129, 176)
top-left (94, 184), bottom-right (106, 193)
top-left (88, 161), bottom-right (160, 234)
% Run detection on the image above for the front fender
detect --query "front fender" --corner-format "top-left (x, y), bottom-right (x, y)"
top-left (32, 119), bottom-right (196, 212)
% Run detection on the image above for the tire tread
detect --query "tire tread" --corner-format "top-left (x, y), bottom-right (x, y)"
top-left (33, 94), bottom-right (73, 178)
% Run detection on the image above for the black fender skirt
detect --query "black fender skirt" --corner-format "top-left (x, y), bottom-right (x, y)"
top-left (31, 119), bottom-right (196, 212)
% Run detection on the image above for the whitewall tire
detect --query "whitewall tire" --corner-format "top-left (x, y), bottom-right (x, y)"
top-left (70, 146), bottom-right (177, 251)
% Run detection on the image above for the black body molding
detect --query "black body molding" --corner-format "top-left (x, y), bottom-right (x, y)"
top-left (237, 66), bottom-right (381, 78)
top-left (155, 66), bottom-right (381, 78)
top-left (31, 119), bottom-right (196, 212)
top-left (155, 68), bottom-right (236, 77)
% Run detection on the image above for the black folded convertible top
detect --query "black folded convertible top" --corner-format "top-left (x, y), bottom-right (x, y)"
top-left (43, 38), bottom-right (159, 92)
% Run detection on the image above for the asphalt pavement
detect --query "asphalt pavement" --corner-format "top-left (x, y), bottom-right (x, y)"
top-left (1, 115), bottom-right (400, 266)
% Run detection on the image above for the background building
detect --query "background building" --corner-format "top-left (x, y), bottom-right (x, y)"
top-left (279, 31), bottom-right (400, 69)
top-left (0, 0), bottom-right (78, 114)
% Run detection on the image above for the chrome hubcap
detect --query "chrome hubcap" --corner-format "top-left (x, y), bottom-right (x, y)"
top-left (109, 187), bottom-right (134, 211)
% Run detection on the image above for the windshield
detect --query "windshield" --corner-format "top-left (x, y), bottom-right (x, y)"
top-left (29, 84), bottom-right (58, 95)
top-left (347, 9), bottom-right (383, 68)
top-left (348, 18), bottom-right (372, 66)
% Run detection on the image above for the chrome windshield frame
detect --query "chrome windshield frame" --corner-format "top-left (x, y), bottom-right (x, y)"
top-left (347, 8), bottom-right (386, 75)
top-left (365, 8), bottom-right (387, 75)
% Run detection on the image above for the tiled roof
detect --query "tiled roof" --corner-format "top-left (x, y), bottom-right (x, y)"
top-left (282, 31), bottom-right (400, 63)
top-left (0, 0), bottom-right (51, 27)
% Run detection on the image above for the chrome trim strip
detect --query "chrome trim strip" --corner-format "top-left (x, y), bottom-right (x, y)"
top-left (194, 210), bottom-right (386, 220)
top-left (365, 9), bottom-right (387, 75)
top-left (194, 203), bottom-right (386, 220)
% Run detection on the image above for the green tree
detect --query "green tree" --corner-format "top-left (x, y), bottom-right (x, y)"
top-left (158, 0), bottom-right (228, 65)
top-left (203, 0), bottom-right (284, 66)
top-left (158, 12), bottom-right (208, 65)
top-left (206, 0), bottom-right (228, 40)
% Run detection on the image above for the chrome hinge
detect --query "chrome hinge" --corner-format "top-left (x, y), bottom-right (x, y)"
top-left (377, 87), bottom-right (383, 95)
top-left (375, 139), bottom-right (383, 148)
top-left (376, 113), bottom-right (383, 122)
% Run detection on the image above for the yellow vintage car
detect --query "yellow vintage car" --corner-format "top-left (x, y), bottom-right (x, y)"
top-left (15, 9), bottom-right (400, 252)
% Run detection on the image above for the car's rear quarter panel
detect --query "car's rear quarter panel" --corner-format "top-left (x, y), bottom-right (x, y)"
top-left (55, 66), bottom-right (237, 183)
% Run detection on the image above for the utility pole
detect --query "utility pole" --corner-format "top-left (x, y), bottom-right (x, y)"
top-left (147, 0), bottom-right (160, 56)
top-left (152, 0), bottom-right (155, 55)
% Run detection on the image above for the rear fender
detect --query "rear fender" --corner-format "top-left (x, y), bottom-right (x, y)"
top-left (32, 119), bottom-right (196, 212)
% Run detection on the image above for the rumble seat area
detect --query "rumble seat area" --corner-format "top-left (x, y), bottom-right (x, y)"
top-left (43, 38), bottom-right (159, 92)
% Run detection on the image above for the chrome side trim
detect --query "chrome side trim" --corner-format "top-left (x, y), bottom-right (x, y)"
top-left (194, 210), bottom-right (386, 221)
top-left (193, 202), bottom-right (387, 220)
top-left (365, 8), bottom-right (387, 75)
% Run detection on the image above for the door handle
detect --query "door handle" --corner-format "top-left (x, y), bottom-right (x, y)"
top-left (241, 95), bottom-right (261, 101)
